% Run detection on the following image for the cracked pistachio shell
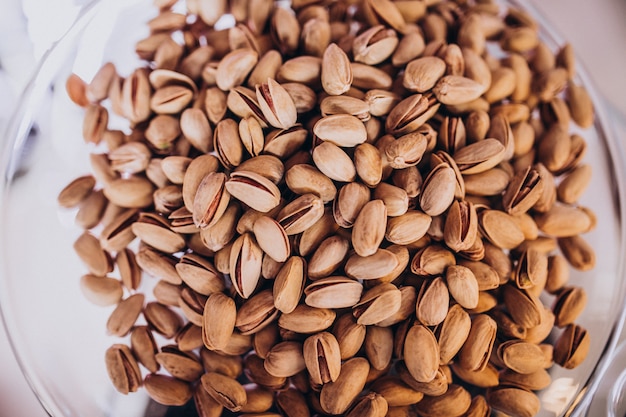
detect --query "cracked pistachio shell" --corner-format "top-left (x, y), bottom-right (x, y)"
top-left (453, 138), bottom-right (506, 175)
top-left (458, 314), bottom-right (497, 372)
top-left (225, 170), bottom-right (281, 213)
top-left (416, 277), bottom-right (449, 326)
top-left (105, 344), bottom-right (142, 395)
top-left (444, 200), bottom-right (478, 252)
top-left (502, 285), bottom-right (543, 328)
top-left (236, 155), bottom-right (284, 185)
top-left (353, 25), bottom-right (398, 65)
top-left (353, 283), bottom-right (402, 325)
top-left (201, 372), bottom-right (247, 412)
top-left (553, 286), bottom-right (587, 327)
top-left (229, 233), bottom-right (263, 299)
top-left (238, 116), bottom-right (264, 157)
top-left (513, 248), bottom-right (548, 291)
top-left (144, 302), bottom-right (183, 339)
top-left (498, 340), bottom-right (545, 375)
top-left (412, 245), bottom-right (456, 277)
top-left (320, 95), bottom-right (370, 122)
top-left (304, 332), bottom-right (342, 385)
top-left (199, 203), bottom-right (239, 252)
top-left (235, 289), bottom-right (278, 335)
top-left (277, 193), bottom-right (325, 235)
top-left (557, 235), bottom-right (596, 271)
top-left (384, 132), bottom-right (428, 169)
top-left (374, 182), bottom-right (409, 217)
top-left (256, 78), bottom-right (298, 130)
top-left (131, 212), bottom-right (186, 254)
top-left (182, 154), bottom-right (220, 211)
top-left (502, 166), bottom-right (544, 215)
top-left (214, 118), bottom-right (244, 170)
top-left (192, 172), bottom-right (231, 229)
top-left (386, 93), bottom-right (440, 136)
top-left (396, 361), bottom-right (448, 397)
top-left (346, 392), bottom-right (389, 417)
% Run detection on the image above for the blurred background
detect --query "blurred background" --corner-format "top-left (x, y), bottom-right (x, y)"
top-left (0, 0), bottom-right (624, 416)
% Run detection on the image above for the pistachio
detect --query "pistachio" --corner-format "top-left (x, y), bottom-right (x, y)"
top-left (314, 114), bottom-right (367, 148)
top-left (285, 164), bottom-right (337, 203)
top-left (226, 170), bottom-right (281, 213)
top-left (256, 78), bottom-right (298, 130)
top-left (303, 332), bottom-right (342, 385)
top-left (229, 233), bottom-right (263, 299)
top-left (304, 276), bottom-right (363, 309)
top-left (201, 372), bottom-right (247, 412)
top-left (321, 43), bottom-right (353, 96)
top-left (352, 200), bottom-right (387, 257)
top-left (458, 314), bottom-right (497, 372)
top-left (312, 141), bottom-right (357, 182)
top-left (487, 386), bottom-right (540, 417)
top-left (105, 344), bottom-right (142, 394)
top-left (193, 172), bottom-right (231, 229)
top-left (320, 357), bottom-right (370, 415)
top-left (273, 256), bottom-right (306, 314)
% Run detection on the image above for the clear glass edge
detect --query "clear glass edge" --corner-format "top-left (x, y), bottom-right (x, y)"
top-left (0, 0), bottom-right (625, 416)
top-left (512, 1), bottom-right (626, 416)
top-left (0, 1), bottom-right (104, 416)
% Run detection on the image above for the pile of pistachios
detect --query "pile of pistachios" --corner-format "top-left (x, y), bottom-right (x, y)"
top-left (59, 0), bottom-right (597, 415)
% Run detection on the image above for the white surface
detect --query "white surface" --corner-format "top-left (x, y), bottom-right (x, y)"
top-left (0, 1), bottom-right (625, 417)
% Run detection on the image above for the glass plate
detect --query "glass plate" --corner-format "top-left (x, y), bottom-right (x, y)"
top-left (1, 1), bottom-right (625, 416)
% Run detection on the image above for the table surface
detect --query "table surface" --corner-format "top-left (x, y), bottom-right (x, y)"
top-left (0, 1), bottom-right (625, 416)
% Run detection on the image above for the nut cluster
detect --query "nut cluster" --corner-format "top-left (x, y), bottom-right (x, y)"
top-left (60, 0), bottom-right (597, 416)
